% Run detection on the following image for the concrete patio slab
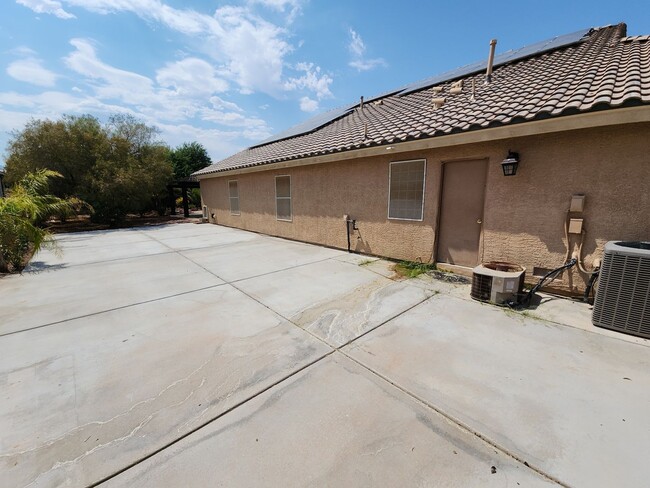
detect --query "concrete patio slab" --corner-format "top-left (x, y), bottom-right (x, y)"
top-left (333, 253), bottom-right (380, 265)
top-left (3, 222), bottom-right (648, 488)
top-left (0, 252), bottom-right (223, 335)
top-left (0, 285), bottom-right (331, 488)
top-left (144, 227), bottom-right (260, 251)
top-left (344, 294), bottom-right (650, 488)
top-left (30, 234), bottom-right (170, 267)
top-left (137, 223), bottom-right (229, 239)
top-left (104, 353), bottom-right (555, 488)
top-left (52, 229), bottom-right (156, 248)
top-left (292, 278), bottom-right (434, 347)
top-left (183, 235), bottom-right (342, 282)
top-left (235, 258), bottom-right (433, 346)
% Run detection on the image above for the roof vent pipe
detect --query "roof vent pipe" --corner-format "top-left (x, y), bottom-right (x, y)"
top-left (485, 39), bottom-right (497, 84)
top-left (360, 96), bottom-right (364, 110)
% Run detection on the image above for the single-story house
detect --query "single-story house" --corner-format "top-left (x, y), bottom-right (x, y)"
top-left (194, 23), bottom-right (650, 293)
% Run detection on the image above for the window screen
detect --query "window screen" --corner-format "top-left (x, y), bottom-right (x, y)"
top-left (275, 175), bottom-right (292, 221)
top-left (388, 160), bottom-right (426, 220)
top-left (228, 180), bottom-right (240, 215)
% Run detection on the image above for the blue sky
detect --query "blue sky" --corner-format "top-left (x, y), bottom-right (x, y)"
top-left (1, 1), bottom-right (649, 167)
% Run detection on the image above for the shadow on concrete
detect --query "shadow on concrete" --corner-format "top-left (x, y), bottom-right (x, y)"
top-left (24, 262), bottom-right (68, 274)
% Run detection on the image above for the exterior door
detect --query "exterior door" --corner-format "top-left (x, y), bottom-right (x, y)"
top-left (436, 159), bottom-right (488, 267)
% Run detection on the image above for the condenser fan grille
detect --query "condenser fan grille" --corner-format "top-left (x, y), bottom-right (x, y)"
top-left (593, 242), bottom-right (650, 339)
top-left (471, 273), bottom-right (492, 301)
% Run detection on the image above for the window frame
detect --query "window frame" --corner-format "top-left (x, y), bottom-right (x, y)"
top-left (275, 175), bottom-right (292, 222)
top-left (387, 159), bottom-right (427, 222)
top-left (228, 179), bottom-right (240, 216)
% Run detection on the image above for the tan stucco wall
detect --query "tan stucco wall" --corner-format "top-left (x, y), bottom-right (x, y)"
top-left (200, 122), bottom-right (650, 292)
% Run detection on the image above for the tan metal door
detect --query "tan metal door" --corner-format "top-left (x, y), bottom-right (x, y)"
top-left (436, 159), bottom-right (488, 267)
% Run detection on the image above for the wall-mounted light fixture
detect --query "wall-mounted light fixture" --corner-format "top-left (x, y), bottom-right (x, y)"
top-left (501, 151), bottom-right (520, 176)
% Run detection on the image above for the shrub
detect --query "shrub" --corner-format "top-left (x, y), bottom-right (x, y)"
top-left (0, 170), bottom-right (84, 273)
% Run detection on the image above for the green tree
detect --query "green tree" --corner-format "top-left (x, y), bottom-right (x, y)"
top-left (5, 115), bottom-right (105, 198)
top-left (169, 141), bottom-right (212, 179)
top-left (0, 170), bottom-right (83, 273)
top-left (4, 113), bottom-right (174, 225)
top-left (87, 114), bottom-right (172, 223)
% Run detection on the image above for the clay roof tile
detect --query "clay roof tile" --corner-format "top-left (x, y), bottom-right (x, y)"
top-left (196, 24), bottom-right (650, 176)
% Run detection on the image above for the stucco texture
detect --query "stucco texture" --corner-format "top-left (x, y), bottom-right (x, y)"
top-left (200, 122), bottom-right (650, 292)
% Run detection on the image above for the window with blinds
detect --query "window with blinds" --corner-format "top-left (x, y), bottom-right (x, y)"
top-left (388, 160), bottom-right (426, 220)
top-left (228, 180), bottom-right (240, 215)
top-left (275, 175), bottom-right (292, 221)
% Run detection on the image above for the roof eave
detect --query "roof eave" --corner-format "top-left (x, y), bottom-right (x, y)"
top-left (194, 104), bottom-right (650, 180)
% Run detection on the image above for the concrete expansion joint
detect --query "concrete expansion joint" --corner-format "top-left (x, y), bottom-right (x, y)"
top-left (159, 247), bottom-right (567, 486)
top-left (340, 350), bottom-right (570, 487)
top-left (0, 284), bottom-right (226, 339)
top-left (28, 248), bottom-right (177, 271)
top-left (85, 349), bottom-right (335, 488)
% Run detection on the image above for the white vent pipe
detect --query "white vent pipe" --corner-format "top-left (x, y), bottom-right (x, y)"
top-left (486, 39), bottom-right (497, 84)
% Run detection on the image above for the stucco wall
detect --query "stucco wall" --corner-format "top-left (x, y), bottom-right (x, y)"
top-left (200, 122), bottom-right (650, 292)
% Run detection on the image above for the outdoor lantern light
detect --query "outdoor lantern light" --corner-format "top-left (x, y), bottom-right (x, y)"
top-left (501, 151), bottom-right (520, 176)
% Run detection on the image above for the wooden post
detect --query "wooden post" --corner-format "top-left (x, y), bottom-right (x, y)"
top-left (182, 186), bottom-right (190, 217)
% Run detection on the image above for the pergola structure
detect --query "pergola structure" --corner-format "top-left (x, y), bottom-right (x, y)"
top-left (167, 176), bottom-right (200, 217)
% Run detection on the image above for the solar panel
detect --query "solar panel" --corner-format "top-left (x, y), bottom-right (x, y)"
top-left (398, 28), bottom-right (591, 96)
top-left (251, 27), bottom-right (592, 148)
top-left (251, 103), bottom-right (357, 147)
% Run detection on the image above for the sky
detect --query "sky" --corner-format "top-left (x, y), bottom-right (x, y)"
top-left (1, 1), bottom-right (649, 167)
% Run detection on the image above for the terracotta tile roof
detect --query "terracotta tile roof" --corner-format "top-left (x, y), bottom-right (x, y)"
top-left (195, 24), bottom-right (650, 176)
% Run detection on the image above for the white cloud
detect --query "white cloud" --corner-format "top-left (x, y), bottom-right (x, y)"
top-left (8, 0), bottom-right (332, 158)
top-left (155, 121), bottom-right (269, 158)
top-left (214, 6), bottom-right (291, 95)
top-left (7, 58), bottom-right (58, 87)
top-left (21, 0), bottom-right (328, 101)
top-left (64, 39), bottom-right (154, 105)
top-left (348, 28), bottom-right (387, 72)
top-left (349, 59), bottom-right (388, 72)
top-left (299, 96), bottom-right (318, 112)
top-left (0, 108), bottom-right (36, 132)
top-left (156, 58), bottom-right (228, 96)
top-left (284, 62), bottom-right (332, 99)
top-left (247, 0), bottom-right (302, 22)
top-left (208, 96), bottom-right (243, 113)
top-left (9, 46), bottom-right (38, 56)
top-left (16, 0), bottom-right (75, 19)
top-left (64, 0), bottom-right (222, 35)
top-left (0, 90), bottom-right (123, 114)
top-left (348, 29), bottom-right (365, 58)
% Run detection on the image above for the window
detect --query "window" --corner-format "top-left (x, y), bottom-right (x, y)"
top-left (275, 175), bottom-right (292, 221)
top-left (388, 159), bottom-right (426, 221)
top-left (228, 180), bottom-right (240, 215)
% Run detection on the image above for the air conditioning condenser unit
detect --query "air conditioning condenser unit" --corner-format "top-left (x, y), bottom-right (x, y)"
top-left (592, 241), bottom-right (650, 339)
top-left (471, 262), bottom-right (526, 305)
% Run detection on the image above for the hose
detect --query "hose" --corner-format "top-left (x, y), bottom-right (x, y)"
top-left (583, 266), bottom-right (601, 303)
top-left (518, 258), bottom-right (578, 308)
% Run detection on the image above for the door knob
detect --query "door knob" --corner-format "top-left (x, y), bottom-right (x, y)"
top-left (476, 219), bottom-right (483, 224)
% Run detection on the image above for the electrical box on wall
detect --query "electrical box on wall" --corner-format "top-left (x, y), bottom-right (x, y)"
top-left (570, 194), bottom-right (586, 212)
top-left (569, 218), bottom-right (584, 234)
